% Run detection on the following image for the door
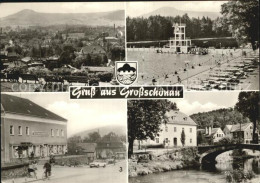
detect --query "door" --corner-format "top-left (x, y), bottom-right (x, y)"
top-left (174, 138), bottom-right (177, 147)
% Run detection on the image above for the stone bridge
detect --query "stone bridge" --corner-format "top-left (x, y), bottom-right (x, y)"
top-left (198, 144), bottom-right (260, 164)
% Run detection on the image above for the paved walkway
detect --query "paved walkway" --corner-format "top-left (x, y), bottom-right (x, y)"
top-left (2, 160), bottom-right (127, 183)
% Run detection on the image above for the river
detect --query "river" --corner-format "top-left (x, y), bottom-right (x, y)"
top-left (129, 150), bottom-right (260, 183)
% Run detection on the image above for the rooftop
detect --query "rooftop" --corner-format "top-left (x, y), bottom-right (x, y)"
top-left (166, 110), bottom-right (197, 126)
top-left (230, 123), bottom-right (252, 132)
top-left (1, 94), bottom-right (67, 122)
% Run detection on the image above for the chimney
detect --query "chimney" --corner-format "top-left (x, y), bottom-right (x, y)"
top-left (208, 127), bottom-right (212, 135)
top-left (205, 127), bottom-right (208, 135)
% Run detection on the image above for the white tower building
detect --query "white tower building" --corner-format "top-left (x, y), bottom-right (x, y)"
top-left (169, 23), bottom-right (191, 53)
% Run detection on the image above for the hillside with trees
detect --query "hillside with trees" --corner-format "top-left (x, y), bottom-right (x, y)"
top-left (126, 14), bottom-right (231, 42)
top-left (190, 108), bottom-right (251, 130)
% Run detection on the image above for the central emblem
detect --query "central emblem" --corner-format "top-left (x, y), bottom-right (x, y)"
top-left (115, 61), bottom-right (138, 85)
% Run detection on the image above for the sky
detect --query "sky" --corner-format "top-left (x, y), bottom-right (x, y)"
top-left (126, 1), bottom-right (227, 17)
top-left (0, 2), bottom-right (125, 18)
top-left (170, 91), bottom-right (240, 116)
top-left (5, 91), bottom-right (240, 136)
top-left (7, 93), bottom-right (127, 137)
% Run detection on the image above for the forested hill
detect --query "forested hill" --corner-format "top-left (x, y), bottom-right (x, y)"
top-left (127, 14), bottom-right (231, 42)
top-left (190, 108), bottom-right (251, 130)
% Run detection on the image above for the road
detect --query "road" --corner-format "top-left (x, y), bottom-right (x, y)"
top-left (2, 160), bottom-right (127, 183)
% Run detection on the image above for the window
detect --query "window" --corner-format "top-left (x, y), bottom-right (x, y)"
top-left (10, 125), bottom-right (14, 135)
top-left (174, 127), bottom-right (177, 132)
top-left (190, 139), bottom-right (192, 143)
top-left (165, 126), bottom-right (168, 132)
top-left (190, 128), bottom-right (192, 133)
top-left (51, 129), bottom-right (54, 137)
top-left (156, 138), bottom-right (159, 143)
top-left (61, 130), bottom-right (64, 137)
top-left (165, 138), bottom-right (168, 143)
top-left (18, 126), bottom-right (22, 135)
top-left (183, 117), bottom-right (187, 121)
top-left (26, 127), bottom-right (29, 135)
top-left (56, 129), bottom-right (59, 136)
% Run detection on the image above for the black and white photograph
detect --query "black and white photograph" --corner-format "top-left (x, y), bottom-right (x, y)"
top-left (1, 93), bottom-right (127, 183)
top-left (126, 1), bottom-right (259, 90)
top-left (128, 91), bottom-right (260, 183)
top-left (0, 1), bottom-right (260, 183)
top-left (0, 2), bottom-right (125, 92)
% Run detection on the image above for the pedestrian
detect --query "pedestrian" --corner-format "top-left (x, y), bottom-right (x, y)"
top-left (177, 76), bottom-right (181, 84)
top-left (30, 151), bottom-right (34, 159)
top-left (28, 161), bottom-right (37, 179)
top-left (43, 161), bottom-right (52, 179)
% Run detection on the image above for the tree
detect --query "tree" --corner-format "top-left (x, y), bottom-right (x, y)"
top-left (221, 0), bottom-right (259, 49)
top-left (181, 129), bottom-right (186, 147)
top-left (235, 91), bottom-right (259, 144)
top-left (197, 131), bottom-right (203, 145)
top-left (83, 132), bottom-right (101, 143)
top-left (67, 135), bottom-right (82, 154)
top-left (127, 100), bottom-right (177, 156)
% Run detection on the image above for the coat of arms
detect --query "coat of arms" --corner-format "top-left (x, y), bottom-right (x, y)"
top-left (115, 61), bottom-right (138, 85)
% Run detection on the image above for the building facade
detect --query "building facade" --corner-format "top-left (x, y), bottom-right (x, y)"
top-left (224, 123), bottom-right (259, 144)
top-left (138, 110), bottom-right (197, 147)
top-left (169, 23), bottom-right (191, 53)
top-left (1, 94), bottom-right (68, 163)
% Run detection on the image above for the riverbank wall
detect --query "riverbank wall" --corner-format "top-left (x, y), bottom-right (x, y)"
top-left (129, 147), bottom-right (200, 177)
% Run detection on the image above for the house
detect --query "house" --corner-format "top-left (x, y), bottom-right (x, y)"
top-left (7, 52), bottom-right (19, 62)
top-left (96, 133), bottom-right (125, 159)
top-left (21, 57), bottom-right (32, 64)
top-left (205, 127), bottom-right (225, 143)
top-left (223, 125), bottom-right (233, 138)
top-left (75, 143), bottom-right (96, 161)
top-left (62, 33), bottom-right (85, 40)
top-left (224, 123), bottom-right (259, 144)
top-left (80, 45), bottom-right (106, 56)
top-left (1, 94), bottom-right (68, 163)
top-left (82, 66), bottom-right (113, 73)
top-left (137, 110), bottom-right (197, 148)
top-left (197, 127), bottom-right (225, 144)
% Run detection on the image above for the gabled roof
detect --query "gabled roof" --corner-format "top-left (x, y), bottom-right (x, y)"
top-left (1, 94), bottom-right (67, 122)
top-left (230, 123), bottom-right (252, 132)
top-left (166, 110), bottom-right (197, 126)
top-left (21, 57), bottom-right (32, 63)
top-left (206, 128), bottom-right (221, 137)
top-left (225, 125), bottom-right (233, 131)
top-left (7, 52), bottom-right (18, 57)
top-left (83, 66), bottom-right (113, 73)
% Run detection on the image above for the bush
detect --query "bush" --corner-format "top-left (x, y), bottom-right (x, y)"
top-left (53, 67), bottom-right (72, 76)
top-left (226, 168), bottom-right (255, 183)
top-left (28, 67), bottom-right (51, 77)
top-left (143, 144), bottom-right (165, 149)
top-left (214, 137), bottom-right (239, 145)
top-left (89, 76), bottom-right (100, 86)
top-left (72, 70), bottom-right (88, 76)
top-left (6, 66), bottom-right (26, 75)
top-left (97, 72), bottom-right (113, 82)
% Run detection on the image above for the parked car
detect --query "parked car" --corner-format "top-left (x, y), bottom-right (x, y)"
top-left (89, 161), bottom-right (106, 168)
